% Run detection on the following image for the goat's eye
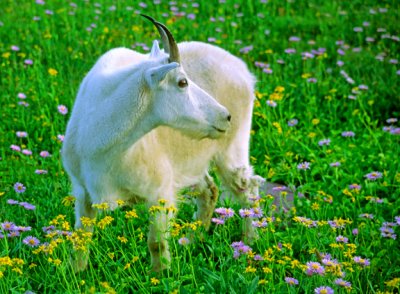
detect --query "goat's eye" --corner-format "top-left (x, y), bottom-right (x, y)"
top-left (178, 78), bottom-right (188, 88)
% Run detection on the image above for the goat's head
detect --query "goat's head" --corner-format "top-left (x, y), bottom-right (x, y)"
top-left (141, 15), bottom-right (231, 139)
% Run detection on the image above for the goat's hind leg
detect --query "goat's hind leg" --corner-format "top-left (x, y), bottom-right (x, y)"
top-left (71, 184), bottom-right (97, 272)
top-left (193, 173), bottom-right (219, 230)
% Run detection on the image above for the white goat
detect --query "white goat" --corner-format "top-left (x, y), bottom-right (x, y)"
top-left (62, 15), bottom-right (263, 272)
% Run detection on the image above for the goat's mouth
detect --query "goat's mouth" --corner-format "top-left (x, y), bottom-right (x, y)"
top-left (212, 126), bottom-right (227, 133)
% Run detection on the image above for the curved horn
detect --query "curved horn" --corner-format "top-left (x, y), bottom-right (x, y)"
top-left (141, 14), bottom-right (180, 63)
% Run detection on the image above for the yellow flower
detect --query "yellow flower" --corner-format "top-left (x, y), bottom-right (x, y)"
top-left (311, 202), bottom-right (320, 210)
top-left (301, 73), bottom-right (311, 79)
top-left (258, 279), bottom-right (268, 285)
top-left (48, 68), bottom-right (58, 76)
top-left (92, 202), bottom-right (109, 210)
top-left (275, 86), bottom-right (285, 93)
top-left (308, 132), bottom-right (316, 138)
top-left (116, 199), bottom-right (125, 206)
top-left (158, 198), bottom-right (167, 205)
top-left (81, 216), bottom-right (96, 227)
top-left (2, 52), bottom-right (11, 58)
top-left (385, 277), bottom-right (400, 288)
top-left (125, 209), bottom-right (138, 219)
top-left (262, 266), bottom-right (272, 274)
top-left (117, 236), bottom-right (128, 243)
top-left (108, 253), bottom-right (115, 260)
top-left (124, 263), bottom-right (131, 270)
top-left (245, 266), bottom-right (257, 273)
top-left (62, 196), bottom-right (76, 206)
top-left (312, 118), bottom-right (320, 125)
top-left (97, 216), bottom-right (114, 229)
top-left (272, 122), bottom-right (282, 134)
top-left (151, 277), bottom-right (160, 285)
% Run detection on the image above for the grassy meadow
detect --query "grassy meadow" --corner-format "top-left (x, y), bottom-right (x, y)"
top-left (1, 0), bottom-right (400, 293)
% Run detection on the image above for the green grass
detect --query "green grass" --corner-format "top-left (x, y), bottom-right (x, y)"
top-left (1, 0), bottom-right (399, 293)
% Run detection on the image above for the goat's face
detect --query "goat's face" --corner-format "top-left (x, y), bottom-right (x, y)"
top-left (145, 57), bottom-right (231, 139)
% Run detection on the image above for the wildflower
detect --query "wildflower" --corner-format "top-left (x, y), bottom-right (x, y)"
top-left (16, 131), bottom-right (28, 138)
top-left (57, 105), bottom-right (68, 115)
top-left (254, 254), bottom-right (263, 261)
top-left (380, 226), bottom-right (396, 239)
top-left (387, 118), bottom-right (398, 124)
top-left (336, 235), bottom-right (348, 243)
top-left (288, 119), bottom-right (298, 126)
top-left (125, 209), bottom-right (138, 219)
top-left (40, 151), bottom-right (51, 158)
top-left (23, 236), bottom-right (40, 247)
top-left (318, 139), bottom-right (331, 146)
top-left (17, 93), bottom-right (27, 99)
top-left (297, 162), bottom-right (310, 170)
top-left (353, 256), bottom-right (370, 267)
top-left (8, 231), bottom-right (20, 238)
top-left (48, 68), bottom-right (58, 76)
top-left (341, 131), bottom-right (355, 137)
top-left (7, 199), bottom-right (19, 205)
top-left (266, 100), bottom-right (277, 107)
top-left (22, 149), bottom-right (32, 155)
top-left (231, 241), bottom-right (252, 258)
top-left (252, 219), bottom-right (268, 228)
top-left (150, 277), bottom-right (160, 285)
top-left (289, 36), bottom-right (301, 42)
top-left (285, 277), bottom-right (299, 286)
top-left (19, 202), bottom-right (36, 210)
top-left (211, 217), bottom-right (225, 225)
top-left (314, 286), bottom-right (334, 294)
top-left (307, 78), bottom-right (317, 83)
top-left (215, 207), bottom-right (234, 218)
top-left (252, 207), bottom-right (263, 218)
top-left (305, 261), bottom-right (325, 276)
top-left (364, 171), bottom-right (383, 181)
top-left (14, 182), bottom-right (26, 193)
top-left (1, 221), bottom-right (16, 231)
top-left (395, 216), bottom-right (400, 226)
top-left (330, 162), bottom-right (341, 167)
top-left (348, 184), bottom-right (361, 190)
top-left (239, 208), bottom-right (255, 218)
top-left (25, 59), bottom-right (33, 65)
top-left (178, 237), bottom-right (190, 246)
top-left (385, 277), bottom-right (400, 288)
top-left (359, 213), bottom-right (374, 219)
top-left (117, 236), bottom-right (128, 243)
top-left (35, 169), bottom-right (48, 174)
top-left (57, 134), bottom-right (65, 142)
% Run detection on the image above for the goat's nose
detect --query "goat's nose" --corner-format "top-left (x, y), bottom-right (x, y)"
top-left (227, 114), bottom-right (232, 122)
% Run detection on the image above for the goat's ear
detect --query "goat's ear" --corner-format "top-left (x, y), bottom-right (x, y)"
top-left (149, 40), bottom-right (161, 59)
top-left (145, 62), bottom-right (179, 87)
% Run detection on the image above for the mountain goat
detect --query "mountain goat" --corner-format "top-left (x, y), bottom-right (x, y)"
top-left (62, 15), bottom-right (263, 272)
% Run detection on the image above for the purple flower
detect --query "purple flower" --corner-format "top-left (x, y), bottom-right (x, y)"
top-left (328, 220), bottom-right (345, 229)
top-left (348, 183), bottom-right (361, 190)
top-left (395, 216), bottom-right (400, 226)
top-left (263, 68), bottom-right (273, 74)
top-left (336, 235), bottom-right (348, 243)
top-left (288, 119), bottom-right (298, 126)
top-left (341, 131), bottom-right (355, 137)
top-left (42, 225), bottom-right (55, 233)
top-left (380, 226), bottom-right (396, 239)
top-left (211, 218), bottom-right (225, 225)
top-left (251, 207), bottom-right (263, 218)
top-left (35, 169), bottom-right (48, 174)
top-left (330, 162), bottom-right (341, 167)
top-left (24, 59), bottom-right (33, 65)
top-left (11, 45), bottom-right (20, 51)
top-left (19, 202), bottom-right (36, 210)
top-left (297, 162), bottom-right (310, 170)
top-left (17, 93), bottom-right (27, 99)
top-left (307, 78), bottom-right (317, 83)
top-left (305, 261), bottom-right (325, 276)
top-left (23, 236), bottom-right (40, 247)
top-left (266, 100), bottom-right (277, 107)
top-left (285, 48), bottom-right (296, 54)
top-left (364, 171), bottom-right (382, 181)
top-left (359, 213), bottom-right (374, 219)
top-left (57, 134), bottom-right (65, 142)
top-left (239, 45), bottom-right (253, 54)
top-left (239, 208), bottom-right (255, 218)
top-left (353, 256), bottom-right (370, 267)
top-left (285, 277), bottom-right (299, 286)
top-left (40, 151), bottom-right (51, 158)
top-left (10, 145), bottom-right (21, 152)
top-left (314, 286), bottom-right (334, 294)
top-left (231, 241), bottom-right (252, 258)
top-left (7, 199), bottom-right (19, 205)
top-left (22, 149), bottom-right (32, 155)
top-left (289, 36), bottom-right (301, 42)
top-left (14, 182), bottom-right (26, 193)
top-left (1, 221), bottom-right (16, 231)
top-left (318, 138), bottom-right (331, 146)
top-left (252, 219), bottom-right (268, 228)
top-left (359, 84), bottom-right (369, 90)
top-left (335, 278), bottom-right (351, 288)
top-left (353, 27), bottom-right (363, 32)
top-left (178, 237), bottom-right (190, 246)
top-left (337, 60), bottom-right (344, 67)
top-left (215, 207), bottom-right (235, 218)
top-left (16, 131), bottom-right (28, 138)
top-left (352, 228), bottom-right (359, 235)
top-left (8, 231), bottom-right (20, 238)
top-left (386, 118), bottom-right (398, 124)
top-left (58, 105), bottom-right (68, 115)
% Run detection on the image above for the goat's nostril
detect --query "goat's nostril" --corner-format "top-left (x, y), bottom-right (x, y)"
top-left (227, 114), bottom-right (232, 122)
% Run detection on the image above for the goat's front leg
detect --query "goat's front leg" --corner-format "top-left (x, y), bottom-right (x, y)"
top-left (147, 199), bottom-right (175, 272)
top-left (194, 173), bottom-right (219, 230)
top-left (71, 186), bottom-right (97, 272)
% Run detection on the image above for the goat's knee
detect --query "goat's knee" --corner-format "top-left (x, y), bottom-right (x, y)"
top-left (194, 174), bottom-right (219, 230)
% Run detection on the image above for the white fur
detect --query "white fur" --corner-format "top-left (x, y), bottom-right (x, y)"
top-left (62, 40), bottom-right (262, 272)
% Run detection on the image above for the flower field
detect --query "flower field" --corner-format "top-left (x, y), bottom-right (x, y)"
top-left (0, 0), bottom-right (399, 293)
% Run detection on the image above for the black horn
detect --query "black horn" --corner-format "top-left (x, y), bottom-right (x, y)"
top-left (141, 14), bottom-right (180, 63)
